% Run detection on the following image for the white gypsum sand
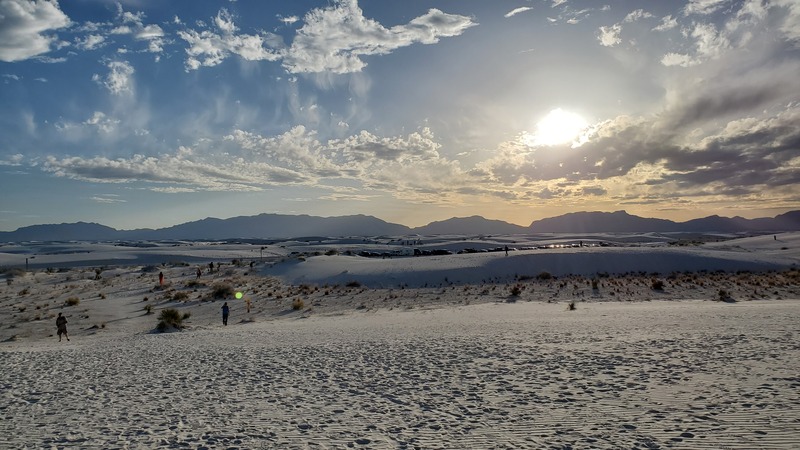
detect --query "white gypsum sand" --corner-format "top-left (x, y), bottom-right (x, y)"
top-left (1, 301), bottom-right (799, 448)
top-left (0, 232), bottom-right (799, 448)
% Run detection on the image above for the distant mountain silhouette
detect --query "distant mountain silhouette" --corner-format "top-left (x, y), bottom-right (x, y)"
top-left (529, 211), bottom-right (677, 233)
top-left (0, 222), bottom-right (120, 242)
top-left (124, 214), bottom-right (412, 240)
top-left (529, 210), bottom-right (800, 233)
top-left (0, 210), bottom-right (797, 242)
top-left (413, 216), bottom-right (528, 235)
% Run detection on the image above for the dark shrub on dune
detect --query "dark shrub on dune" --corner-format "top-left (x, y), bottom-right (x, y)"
top-left (156, 308), bottom-right (184, 331)
top-left (211, 283), bottom-right (235, 299)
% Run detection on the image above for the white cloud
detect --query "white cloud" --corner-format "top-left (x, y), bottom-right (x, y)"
top-left (282, 0), bottom-right (476, 74)
top-left (684, 0), bottom-right (730, 16)
top-left (624, 9), bottom-right (653, 23)
top-left (773, 0), bottom-right (800, 43)
top-left (91, 194), bottom-right (126, 204)
top-left (0, 0), bottom-right (70, 62)
top-left (83, 111), bottom-right (120, 133)
top-left (76, 34), bottom-right (105, 50)
top-left (505, 7), bottom-right (533, 18)
top-left (178, 8), bottom-right (282, 70)
top-left (93, 60), bottom-right (134, 95)
top-left (661, 52), bottom-right (699, 67)
top-left (653, 15), bottom-right (678, 32)
top-left (598, 24), bottom-right (622, 47)
top-left (278, 15), bottom-right (299, 25)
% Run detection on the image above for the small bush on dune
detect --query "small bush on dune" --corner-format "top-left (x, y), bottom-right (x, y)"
top-left (346, 280), bottom-right (361, 288)
top-left (717, 289), bottom-right (735, 303)
top-left (156, 308), bottom-right (185, 331)
top-left (292, 298), bottom-right (305, 310)
top-left (211, 283), bottom-right (235, 299)
top-left (568, 301), bottom-right (576, 311)
top-left (537, 271), bottom-right (553, 280)
top-left (65, 297), bottom-right (80, 306)
top-left (509, 284), bottom-right (522, 297)
top-left (173, 291), bottom-right (189, 301)
top-left (651, 279), bottom-right (665, 291)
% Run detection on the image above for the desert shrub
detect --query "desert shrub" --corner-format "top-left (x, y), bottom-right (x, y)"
top-left (65, 297), bottom-right (80, 306)
top-left (292, 298), bottom-right (305, 310)
top-left (510, 284), bottom-right (522, 296)
top-left (325, 249), bottom-right (339, 256)
top-left (173, 291), bottom-right (190, 301)
top-left (18, 288), bottom-right (30, 296)
top-left (591, 279), bottom-right (599, 290)
top-left (182, 312), bottom-right (191, 320)
top-left (99, 293), bottom-right (106, 299)
top-left (568, 301), bottom-right (576, 311)
top-left (211, 283), bottom-right (235, 299)
top-left (156, 308), bottom-right (185, 331)
top-left (141, 265), bottom-right (159, 273)
top-left (537, 271), bottom-right (553, 280)
top-left (346, 280), bottom-right (361, 288)
top-left (186, 280), bottom-right (205, 288)
top-left (651, 279), bottom-right (665, 291)
top-left (144, 304), bottom-right (153, 314)
top-left (717, 289), bottom-right (735, 302)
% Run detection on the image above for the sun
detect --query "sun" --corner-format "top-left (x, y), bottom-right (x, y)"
top-left (529, 108), bottom-right (588, 147)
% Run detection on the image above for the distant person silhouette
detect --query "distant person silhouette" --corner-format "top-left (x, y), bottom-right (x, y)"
top-left (221, 302), bottom-right (230, 326)
top-left (196, 267), bottom-right (202, 279)
top-left (159, 271), bottom-right (164, 286)
top-left (56, 313), bottom-right (69, 342)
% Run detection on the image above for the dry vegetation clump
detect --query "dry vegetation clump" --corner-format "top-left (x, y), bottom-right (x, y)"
top-left (211, 283), bottom-right (235, 299)
top-left (651, 279), bottom-right (665, 291)
top-left (172, 291), bottom-right (190, 301)
top-left (292, 298), bottom-right (305, 310)
top-left (65, 297), bottom-right (80, 306)
top-left (156, 308), bottom-right (190, 332)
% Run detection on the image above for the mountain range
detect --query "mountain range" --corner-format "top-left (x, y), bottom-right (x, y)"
top-left (1, 210), bottom-right (798, 243)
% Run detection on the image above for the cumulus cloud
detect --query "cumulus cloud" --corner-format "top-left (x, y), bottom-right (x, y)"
top-left (0, 0), bottom-right (70, 62)
top-left (178, 8), bottom-right (282, 70)
top-left (281, 0), bottom-right (476, 73)
top-left (178, 1), bottom-right (475, 74)
top-left (92, 60), bottom-right (134, 95)
top-left (598, 24), bottom-right (621, 47)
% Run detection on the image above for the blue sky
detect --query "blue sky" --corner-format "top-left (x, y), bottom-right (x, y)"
top-left (1, 0), bottom-right (799, 231)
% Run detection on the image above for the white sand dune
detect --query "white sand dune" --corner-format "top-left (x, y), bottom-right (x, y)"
top-left (1, 232), bottom-right (799, 448)
top-left (1, 301), bottom-right (798, 448)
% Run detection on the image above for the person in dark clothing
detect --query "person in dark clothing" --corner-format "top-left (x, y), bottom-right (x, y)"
top-left (221, 302), bottom-right (229, 326)
top-left (56, 313), bottom-right (69, 342)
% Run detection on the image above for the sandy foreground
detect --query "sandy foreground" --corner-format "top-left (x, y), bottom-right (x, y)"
top-left (1, 232), bottom-right (799, 448)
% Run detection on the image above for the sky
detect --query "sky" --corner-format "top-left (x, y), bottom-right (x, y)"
top-left (1, 0), bottom-right (799, 231)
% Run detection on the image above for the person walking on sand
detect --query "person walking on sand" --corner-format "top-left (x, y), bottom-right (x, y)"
top-left (56, 313), bottom-right (69, 342)
top-left (196, 267), bottom-right (202, 279)
top-left (159, 271), bottom-right (164, 286)
top-left (221, 302), bottom-right (230, 326)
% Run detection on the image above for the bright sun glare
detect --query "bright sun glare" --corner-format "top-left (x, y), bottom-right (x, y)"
top-left (531, 108), bottom-right (588, 147)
